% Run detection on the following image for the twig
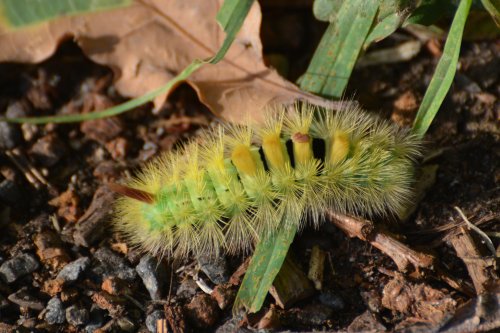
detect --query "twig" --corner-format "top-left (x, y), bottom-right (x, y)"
top-left (327, 210), bottom-right (434, 273)
top-left (454, 206), bottom-right (496, 256)
top-left (448, 207), bottom-right (498, 295)
top-left (326, 210), bottom-right (475, 296)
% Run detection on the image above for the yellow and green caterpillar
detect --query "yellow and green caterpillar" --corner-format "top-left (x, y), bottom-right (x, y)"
top-left (112, 104), bottom-right (421, 259)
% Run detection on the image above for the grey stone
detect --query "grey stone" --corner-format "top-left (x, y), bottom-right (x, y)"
top-left (318, 290), bottom-right (345, 310)
top-left (0, 102), bottom-right (26, 150)
top-left (146, 310), bottom-right (164, 333)
top-left (7, 288), bottom-right (44, 310)
top-left (136, 255), bottom-right (167, 300)
top-left (45, 297), bottom-right (65, 324)
top-left (66, 304), bottom-right (89, 326)
top-left (215, 315), bottom-right (252, 333)
top-left (0, 122), bottom-right (22, 150)
top-left (197, 253), bottom-right (229, 284)
top-left (57, 257), bottom-right (90, 283)
top-left (176, 279), bottom-right (199, 299)
top-left (91, 247), bottom-right (136, 281)
top-left (0, 253), bottom-right (40, 283)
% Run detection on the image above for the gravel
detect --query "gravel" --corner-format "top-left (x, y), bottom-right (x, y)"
top-left (0, 253), bottom-right (40, 283)
top-left (45, 297), bottom-right (65, 324)
top-left (7, 288), bottom-right (45, 310)
top-left (57, 257), bottom-right (90, 283)
top-left (146, 310), bottom-right (165, 333)
top-left (66, 304), bottom-right (90, 326)
top-left (197, 253), bottom-right (229, 284)
top-left (136, 255), bottom-right (167, 300)
top-left (91, 247), bottom-right (136, 282)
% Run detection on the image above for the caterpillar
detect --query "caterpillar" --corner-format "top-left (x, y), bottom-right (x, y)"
top-left (111, 103), bottom-right (421, 259)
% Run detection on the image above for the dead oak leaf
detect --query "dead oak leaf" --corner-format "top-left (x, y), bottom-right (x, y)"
top-left (0, 0), bottom-right (328, 122)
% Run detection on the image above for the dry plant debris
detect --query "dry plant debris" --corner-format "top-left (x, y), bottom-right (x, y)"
top-left (0, 0), bottom-right (324, 122)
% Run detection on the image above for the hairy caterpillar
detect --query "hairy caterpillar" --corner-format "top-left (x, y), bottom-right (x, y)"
top-left (112, 104), bottom-right (421, 259)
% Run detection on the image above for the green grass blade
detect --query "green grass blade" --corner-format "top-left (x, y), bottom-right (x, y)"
top-left (312, 0), bottom-right (342, 22)
top-left (364, 12), bottom-right (402, 46)
top-left (0, 0), bottom-right (255, 124)
top-left (403, 0), bottom-right (455, 26)
top-left (298, 0), bottom-right (379, 98)
top-left (233, 225), bottom-right (297, 313)
top-left (212, 0), bottom-right (254, 64)
top-left (0, 0), bottom-right (132, 29)
top-left (411, 0), bottom-right (472, 138)
top-left (481, 0), bottom-right (500, 27)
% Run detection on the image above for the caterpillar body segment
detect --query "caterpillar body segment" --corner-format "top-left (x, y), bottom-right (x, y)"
top-left (113, 104), bottom-right (421, 258)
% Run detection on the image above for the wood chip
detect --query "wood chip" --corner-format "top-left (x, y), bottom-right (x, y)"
top-left (73, 186), bottom-right (114, 247)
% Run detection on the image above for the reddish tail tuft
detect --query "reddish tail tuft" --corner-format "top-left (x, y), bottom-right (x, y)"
top-left (108, 183), bottom-right (155, 204)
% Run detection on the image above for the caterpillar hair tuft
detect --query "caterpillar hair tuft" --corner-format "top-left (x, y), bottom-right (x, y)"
top-left (112, 103), bottom-right (422, 259)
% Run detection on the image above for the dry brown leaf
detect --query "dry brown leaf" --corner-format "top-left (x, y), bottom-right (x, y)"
top-left (0, 0), bottom-right (330, 121)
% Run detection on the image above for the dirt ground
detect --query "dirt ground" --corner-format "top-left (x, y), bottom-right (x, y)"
top-left (0, 3), bottom-right (498, 333)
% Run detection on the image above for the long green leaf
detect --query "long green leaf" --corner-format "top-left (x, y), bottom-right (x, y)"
top-left (298, 0), bottom-right (379, 98)
top-left (481, 0), bottom-right (500, 27)
top-left (233, 225), bottom-right (297, 313)
top-left (0, 0), bottom-right (132, 29)
top-left (412, 0), bottom-right (472, 138)
top-left (0, 0), bottom-right (255, 124)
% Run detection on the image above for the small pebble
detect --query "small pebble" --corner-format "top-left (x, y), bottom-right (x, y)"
top-left (0, 101), bottom-right (26, 150)
top-left (215, 315), bottom-right (252, 333)
top-left (7, 288), bottom-right (45, 310)
top-left (0, 253), bottom-right (40, 283)
top-left (176, 279), bottom-right (199, 299)
top-left (91, 247), bottom-right (136, 282)
top-left (319, 290), bottom-right (345, 311)
top-left (57, 257), bottom-right (90, 283)
top-left (0, 122), bottom-right (22, 150)
top-left (66, 304), bottom-right (90, 326)
top-left (197, 253), bottom-right (229, 284)
top-left (31, 134), bottom-right (67, 167)
top-left (136, 255), bottom-right (167, 300)
top-left (116, 316), bottom-right (136, 332)
top-left (146, 310), bottom-right (164, 333)
top-left (45, 297), bottom-right (65, 324)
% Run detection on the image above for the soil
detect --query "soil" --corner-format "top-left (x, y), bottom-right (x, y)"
top-left (0, 2), bottom-right (498, 333)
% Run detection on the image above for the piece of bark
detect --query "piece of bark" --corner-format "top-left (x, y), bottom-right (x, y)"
top-left (449, 226), bottom-right (497, 294)
top-left (269, 255), bottom-right (314, 309)
top-left (73, 186), bottom-right (115, 247)
top-left (327, 210), bottom-right (474, 296)
top-left (163, 304), bottom-right (187, 333)
top-left (229, 257), bottom-right (251, 286)
top-left (327, 211), bottom-right (435, 273)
